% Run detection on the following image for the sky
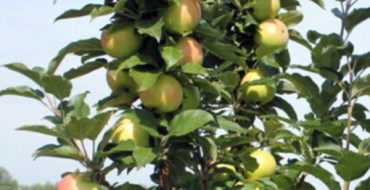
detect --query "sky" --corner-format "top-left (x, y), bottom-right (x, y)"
top-left (0, 0), bottom-right (369, 188)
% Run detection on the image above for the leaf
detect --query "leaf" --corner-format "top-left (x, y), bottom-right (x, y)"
top-left (129, 69), bottom-right (160, 91)
top-left (0, 86), bottom-right (43, 101)
top-left (286, 162), bottom-right (341, 190)
top-left (48, 38), bottom-right (103, 74)
top-left (136, 17), bottom-right (164, 42)
top-left (355, 176), bottom-right (370, 190)
top-left (42, 75), bottom-right (72, 100)
top-left (90, 6), bottom-right (114, 19)
top-left (160, 46), bottom-right (183, 70)
top-left (133, 147), bottom-right (157, 167)
top-left (181, 63), bottom-right (206, 74)
top-left (17, 125), bottom-right (68, 139)
top-left (170, 109), bottom-right (214, 136)
top-left (219, 71), bottom-right (240, 89)
top-left (3, 63), bottom-right (45, 86)
top-left (279, 10), bottom-right (303, 27)
top-left (202, 40), bottom-right (245, 65)
top-left (352, 74), bottom-right (370, 97)
top-left (86, 112), bottom-right (112, 140)
top-left (359, 138), bottom-right (370, 155)
top-left (63, 59), bottom-right (107, 80)
top-left (298, 120), bottom-right (345, 137)
top-left (34, 144), bottom-right (84, 161)
top-left (289, 29), bottom-right (312, 50)
top-left (64, 93), bottom-right (90, 122)
top-left (216, 116), bottom-right (244, 133)
top-left (65, 118), bottom-right (94, 140)
top-left (344, 8), bottom-right (370, 32)
top-left (55, 4), bottom-right (111, 21)
top-left (311, 34), bottom-right (343, 71)
top-left (271, 96), bottom-right (298, 121)
top-left (335, 152), bottom-right (370, 181)
top-left (116, 54), bottom-right (152, 70)
top-left (96, 140), bottom-right (135, 158)
top-left (310, 0), bottom-right (325, 9)
top-left (199, 137), bottom-right (218, 161)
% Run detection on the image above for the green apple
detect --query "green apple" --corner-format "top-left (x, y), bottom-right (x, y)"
top-left (212, 164), bottom-right (236, 182)
top-left (139, 74), bottom-right (183, 113)
top-left (175, 37), bottom-right (203, 65)
top-left (101, 23), bottom-right (143, 58)
top-left (163, 0), bottom-right (202, 34)
top-left (247, 149), bottom-right (277, 180)
top-left (241, 70), bottom-right (276, 105)
top-left (106, 69), bottom-right (138, 105)
top-left (180, 86), bottom-right (200, 111)
top-left (57, 173), bottom-right (100, 190)
top-left (255, 18), bottom-right (289, 51)
top-left (111, 118), bottom-right (150, 147)
top-left (250, 0), bottom-right (280, 22)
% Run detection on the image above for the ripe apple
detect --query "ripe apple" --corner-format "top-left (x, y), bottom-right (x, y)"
top-left (57, 173), bottom-right (100, 190)
top-left (241, 70), bottom-right (276, 105)
top-left (106, 69), bottom-right (138, 105)
top-left (180, 86), bottom-right (200, 111)
top-left (163, 0), bottom-right (201, 34)
top-left (247, 149), bottom-right (277, 180)
top-left (111, 118), bottom-right (150, 147)
top-left (211, 164), bottom-right (236, 182)
top-left (139, 74), bottom-right (183, 113)
top-left (175, 37), bottom-right (203, 65)
top-left (255, 18), bottom-right (289, 51)
top-left (250, 0), bottom-right (280, 22)
top-left (101, 23), bottom-right (143, 58)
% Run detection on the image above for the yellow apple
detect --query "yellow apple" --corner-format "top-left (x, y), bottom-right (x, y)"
top-left (163, 0), bottom-right (202, 34)
top-left (57, 173), bottom-right (100, 190)
top-left (175, 37), bottom-right (203, 65)
top-left (111, 118), bottom-right (150, 147)
top-left (211, 164), bottom-right (236, 182)
top-left (247, 149), bottom-right (277, 180)
top-left (101, 23), bottom-right (143, 58)
top-left (106, 69), bottom-right (138, 105)
top-left (250, 0), bottom-right (280, 22)
top-left (241, 70), bottom-right (276, 104)
top-left (180, 86), bottom-right (200, 111)
top-left (139, 74), bottom-right (183, 113)
top-left (255, 18), bottom-right (289, 51)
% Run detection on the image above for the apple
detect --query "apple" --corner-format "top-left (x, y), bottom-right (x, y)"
top-left (180, 86), bottom-right (200, 111)
top-left (211, 164), bottom-right (236, 182)
top-left (247, 149), bottom-right (277, 180)
top-left (111, 118), bottom-right (150, 147)
top-left (163, 0), bottom-right (201, 34)
top-left (250, 0), bottom-right (280, 22)
top-left (241, 69), bottom-right (276, 105)
top-left (106, 69), bottom-right (138, 105)
top-left (101, 23), bottom-right (143, 58)
top-left (139, 74), bottom-right (183, 113)
top-left (175, 37), bottom-right (203, 65)
top-left (255, 18), bottom-right (289, 51)
top-left (57, 173), bottom-right (100, 190)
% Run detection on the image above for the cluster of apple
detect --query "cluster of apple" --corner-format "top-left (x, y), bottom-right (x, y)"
top-left (241, 0), bottom-right (288, 105)
top-left (101, 0), bottom-right (203, 146)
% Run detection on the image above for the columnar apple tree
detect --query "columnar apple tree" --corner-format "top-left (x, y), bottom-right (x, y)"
top-left (1, 0), bottom-right (370, 189)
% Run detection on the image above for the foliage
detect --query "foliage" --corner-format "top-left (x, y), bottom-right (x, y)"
top-left (1, 0), bottom-right (370, 189)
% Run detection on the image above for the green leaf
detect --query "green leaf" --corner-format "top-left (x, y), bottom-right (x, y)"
top-left (202, 40), bottom-right (245, 65)
top-left (129, 69), bottom-right (160, 91)
top-left (133, 147), bottom-right (157, 167)
top-left (48, 38), bottom-right (103, 74)
top-left (344, 8), bottom-right (370, 32)
top-left (286, 162), bottom-right (341, 190)
top-left (352, 74), bottom-right (370, 97)
top-left (90, 6), bottom-right (114, 19)
top-left (41, 75), bottom-right (72, 100)
top-left (55, 4), bottom-right (112, 21)
top-left (3, 63), bottom-right (45, 86)
top-left (136, 17), bottom-right (164, 42)
top-left (121, 109), bottom-right (161, 138)
top-left (216, 116), bottom-right (244, 133)
top-left (289, 29), bottom-right (312, 50)
top-left (160, 46), bottom-right (183, 70)
top-left (310, 0), bottom-right (325, 9)
top-left (272, 96), bottom-right (298, 121)
top-left (34, 144), bottom-right (84, 161)
top-left (194, 22), bottom-right (226, 40)
top-left (219, 71), bottom-right (240, 89)
top-left (298, 120), bottom-right (345, 137)
top-left (63, 59), bottom-right (107, 80)
top-left (311, 34), bottom-right (343, 71)
top-left (181, 63), bottom-right (206, 74)
top-left (96, 141), bottom-right (135, 158)
top-left (113, 0), bottom-right (128, 12)
top-left (359, 138), bottom-right (370, 155)
top-left (0, 86), bottom-right (43, 101)
top-left (355, 177), bottom-right (370, 190)
top-left (17, 125), bottom-right (68, 139)
top-left (86, 112), bottom-right (112, 140)
top-left (170, 109), bottom-right (214, 136)
top-left (199, 137), bottom-right (218, 161)
top-left (65, 118), bottom-right (94, 140)
top-left (335, 152), bottom-right (370, 181)
top-left (279, 10), bottom-right (303, 26)
top-left (116, 54), bottom-right (153, 70)
top-left (64, 93), bottom-right (90, 122)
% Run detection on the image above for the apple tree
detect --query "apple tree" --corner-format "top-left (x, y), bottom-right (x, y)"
top-left (1, 0), bottom-right (370, 189)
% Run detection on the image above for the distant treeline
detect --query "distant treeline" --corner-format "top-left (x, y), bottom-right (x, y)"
top-left (0, 167), bottom-right (55, 190)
